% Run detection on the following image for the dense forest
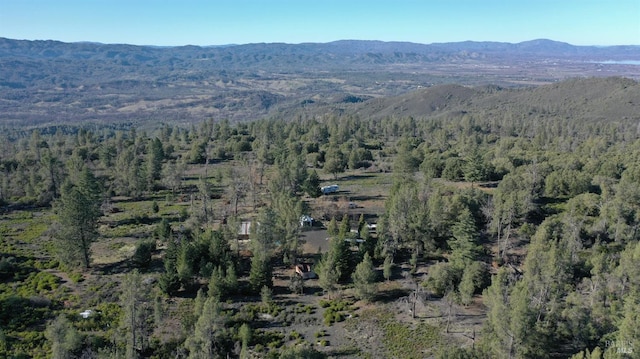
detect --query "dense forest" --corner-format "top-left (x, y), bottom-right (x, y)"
top-left (1, 77), bottom-right (640, 358)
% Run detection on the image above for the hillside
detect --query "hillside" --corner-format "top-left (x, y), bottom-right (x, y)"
top-left (1, 38), bottom-right (639, 126)
top-left (347, 77), bottom-right (640, 123)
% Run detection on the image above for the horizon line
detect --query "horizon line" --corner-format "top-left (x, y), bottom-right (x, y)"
top-left (2, 36), bottom-right (640, 48)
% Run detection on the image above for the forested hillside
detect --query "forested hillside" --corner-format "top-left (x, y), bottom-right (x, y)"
top-left (1, 77), bottom-right (640, 358)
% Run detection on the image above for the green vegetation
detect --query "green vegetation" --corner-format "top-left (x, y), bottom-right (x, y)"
top-left (0, 76), bottom-right (639, 358)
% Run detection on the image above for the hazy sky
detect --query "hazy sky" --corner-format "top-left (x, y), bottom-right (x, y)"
top-left (1, 0), bottom-right (639, 46)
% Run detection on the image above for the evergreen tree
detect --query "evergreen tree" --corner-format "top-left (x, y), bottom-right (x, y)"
top-left (159, 239), bottom-right (180, 295)
top-left (248, 208), bottom-right (277, 292)
top-left (317, 253), bottom-right (340, 295)
top-left (239, 323), bottom-right (252, 358)
top-left (45, 315), bottom-right (81, 359)
top-left (303, 169), bottom-right (322, 197)
top-left (323, 148), bottom-right (346, 179)
top-left (327, 217), bottom-right (339, 237)
top-left (458, 261), bottom-right (488, 306)
top-left (383, 254), bottom-right (393, 282)
top-left (463, 147), bottom-right (486, 186)
top-left (53, 167), bottom-right (101, 269)
top-left (270, 191), bottom-right (303, 265)
top-left (225, 263), bottom-right (238, 296)
top-left (132, 240), bottom-right (155, 268)
top-left (176, 242), bottom-right (195, 289)
top-left (114, 147), bottom-right (145, 196)
top-left (289, 272), bottom-right (304, 295)
top-left (338, 213), bottom-right (351, 239)
top-left (352, 253), bottom-right (377, 301)
top-left (120, 270), bottom-right (151, 359)
top-left (146, 137), bottom-right (164, 189)
top-left (249, 253), bottom-right (272, 293)
top-left (208, 266), bottom-right (226, 300)
top-left (449, 208), bottom-right (481, 270)
top-left (185, 297), bottom-right (226, 359)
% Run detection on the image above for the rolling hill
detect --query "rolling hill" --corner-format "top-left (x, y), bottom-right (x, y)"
top-left (346, 77), bottom-right (640, 124)
top-left (0, 37), bottom-right (639, 126)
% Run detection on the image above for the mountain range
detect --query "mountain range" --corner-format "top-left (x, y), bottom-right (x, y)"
top-left (0, 37), bottom-right (639, 126)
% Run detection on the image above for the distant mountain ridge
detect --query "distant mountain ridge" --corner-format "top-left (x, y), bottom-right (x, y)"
top-left (2, 37), bottom-right (638, 61)
top-left (0, 37), bottom-right (639, 126)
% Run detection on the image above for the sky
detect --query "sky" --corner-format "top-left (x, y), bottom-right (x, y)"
top-left (1, 0), bottom-right (639, 46)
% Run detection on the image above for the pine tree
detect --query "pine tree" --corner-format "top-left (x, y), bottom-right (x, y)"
top-left (45, 315), bottom-right (81, 359)
top-left (383, 254), bottom-right (393, 282)
top-left (327, 217), bottom-right (339, 237)
top-left (332, 233), bottom-right (353, 282)
top-left (338, 213), bottom-right (351, 239)
top-left (459, 261), bottom-right (487, 306)
top-left (352, 253), bottom-right (377, 301)
top-left (208, 266), bottom-right (226, 300)
top-left (159, 239), bottom-right (180, 295)
top-left (185, 297), bottom-right (226, 359)
top-left (289, 272), bottom-right (304, 295)
top-left (357, 213), bottom-right (366, 232)
top-left (225, 263), bottom-right (238, 295)
top-left (317, 254), bottom-right (340, 295)
top-left (449, 208), bottom-right (481, 271)
top-left (463, 147), bottom-right (486, 186)
top-left (249, 253), bottom-right (272, 293)
top-left (323, 148), bottom-right (346, 179)
top-left (146, 137), bottom-right (164, 189)
top-left (53, 167), bottom-right (101, 269)
top-left (120, 270), bottom-right (151, 359)
top-left (239, 323), bottom-right (252, 358)
top-left (248, 208), bottom-right (277, 292)
top-left (303, 169), bottom-right (322, 197)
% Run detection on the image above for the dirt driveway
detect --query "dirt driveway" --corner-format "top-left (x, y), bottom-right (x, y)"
top-left (300, 228), bottom-right (330, 254)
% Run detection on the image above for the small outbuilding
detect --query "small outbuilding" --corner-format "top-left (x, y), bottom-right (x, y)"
top-left (238, 221), bottom-right (252, 239)
top-left (300, 215), bottom-right (314, 227)
top-left (294, 263), bottom-right (317, 279)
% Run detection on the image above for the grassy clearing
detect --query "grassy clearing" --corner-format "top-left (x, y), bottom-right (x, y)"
top-left (347, 307), bottom-right (443, 359)
top-left (0, 210), bottom-right (54, 259)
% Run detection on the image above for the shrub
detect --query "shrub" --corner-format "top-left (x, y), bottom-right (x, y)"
top-left (424, 262), bottom-right (459, 297)
top-left (280, 344), bottom-right (327, 359)
top-left (0, 257), bottom-right (16, 279)
top-left (31, 271), bottom-right (61, 292)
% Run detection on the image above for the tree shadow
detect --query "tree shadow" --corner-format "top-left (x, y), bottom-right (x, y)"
top-left (374, 287), bottom-right (411, 303)
top-left (326, 346), bottom-right (362, 357)
top-left (92, 258), bottom-right (131, 275)
top-left (110, 215), bottom-right (163, 226)
top-left (339, 174), bottom-right (376, 181)
top-left (348, 194), bottom-right (383, 202)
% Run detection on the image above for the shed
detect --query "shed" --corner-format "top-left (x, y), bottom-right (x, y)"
top-left (238, 221), bottom-right (252, 239)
